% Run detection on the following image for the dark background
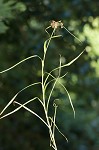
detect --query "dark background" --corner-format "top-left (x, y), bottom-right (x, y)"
top-left (0, 0), bottom-right (99, 150)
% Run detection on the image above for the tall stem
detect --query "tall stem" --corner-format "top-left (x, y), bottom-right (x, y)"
top-left (41, 28), bottom-right (57, 149)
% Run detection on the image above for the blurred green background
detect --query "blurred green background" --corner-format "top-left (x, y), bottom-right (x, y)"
top-left (0, 0), bottom-right (99, 150)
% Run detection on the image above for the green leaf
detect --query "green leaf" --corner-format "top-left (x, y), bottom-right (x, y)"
top-left (0, 0), bottom-right (15, 33)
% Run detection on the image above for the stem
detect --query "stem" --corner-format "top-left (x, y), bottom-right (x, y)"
top-left (41, 28), bottom-right (58, 149)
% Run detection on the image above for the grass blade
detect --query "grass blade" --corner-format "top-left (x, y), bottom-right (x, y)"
top-left (0, 82), bottom-right (41, 116)
top-left (0, 94), bottom-right (18, 116)
top-left (49, 117), bottom-right (68, 142)
top-left (0, 97), bottom-right (43, 119)
top-left (45, 72), bottom-right (75, 118)
top-left (0, 55), bottom-right (42, 74)
top-left (44, 48), bottom-right (85, 86)
top-left (14, 101), bottom-right (49, 127)
top-left (63, 26), bottom-right (82, 44)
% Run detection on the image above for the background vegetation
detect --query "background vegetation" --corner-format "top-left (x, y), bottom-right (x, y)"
top-left (0, 0), bottom-right (99, 150)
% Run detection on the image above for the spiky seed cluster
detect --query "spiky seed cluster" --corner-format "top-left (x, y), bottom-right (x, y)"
top-left (50, 20), bottom-right (63, 29)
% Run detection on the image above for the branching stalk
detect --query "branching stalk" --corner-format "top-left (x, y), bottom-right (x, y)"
top-left (0, 21), bottom-right (85, 150)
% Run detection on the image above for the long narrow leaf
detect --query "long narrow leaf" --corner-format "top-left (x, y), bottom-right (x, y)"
top-left (0, 55), bottom-right (42, 74)
top-left (43, 33), bottom-right (62, 60)
top-left (0, 97), bottom-right (42, 119)
top-left (51, 48), bottom-right (85, 72)
top-left (0, 94), bottom-right (18, 116)
top-left (14, 101), bottom-right (49, 128)
top-left (47, 78), bottom-right (58, 111)
top-left (45, 72), bottom-right (75, 118)
top-left (44, 72), bottom-right (68, 91)
top-left (49, 117), bottom-right (68, 142)
top-left (44, 48), bottom-right (85, 86)
top-left (63, 26), bottom-right (82, 44)
top-left (0, 82), bottom-right (41, 116)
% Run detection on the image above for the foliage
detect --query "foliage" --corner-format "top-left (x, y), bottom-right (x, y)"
top-left (0, 0), bottom-right (15, 33)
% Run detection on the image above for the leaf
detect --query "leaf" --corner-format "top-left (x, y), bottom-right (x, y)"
top-left (0, 97), bottom-right (42, 119)
top-left (0, 82), bottom-right (41, 116)
top-left (45, 72), bottom-right (75, 118)
top-left (0, 55), bottom-right (42, 73)
top-left (14, 101), bottom-right (49, 128)
top-left (0, 0), bottom-right (15, 33)
top-left (0, 21), bottom-right (8, 33)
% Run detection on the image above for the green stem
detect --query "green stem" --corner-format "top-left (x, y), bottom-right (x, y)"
top-left (41, 28), bottom-right (58, 149)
